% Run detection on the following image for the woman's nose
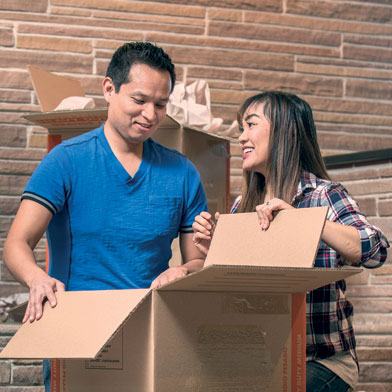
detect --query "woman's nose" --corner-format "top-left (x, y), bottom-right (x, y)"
top-left (238, 128), bottom-right (247, 143)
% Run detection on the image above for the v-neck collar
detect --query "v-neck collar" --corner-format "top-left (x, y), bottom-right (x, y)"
top-left (98, 125), bottom-right (149, 185)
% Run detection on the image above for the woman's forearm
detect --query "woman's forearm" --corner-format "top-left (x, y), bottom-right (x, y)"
top-left (321, 221), bottom-right (361, 264)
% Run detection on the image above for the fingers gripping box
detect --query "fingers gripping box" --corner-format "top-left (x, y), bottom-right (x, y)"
top-left (0, 207), bottom-right (362, 391)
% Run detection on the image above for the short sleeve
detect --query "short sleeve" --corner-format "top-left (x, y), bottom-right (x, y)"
top-left (22, 145), bottom-right (72, 215)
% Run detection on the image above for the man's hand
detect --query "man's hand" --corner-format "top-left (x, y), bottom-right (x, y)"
top-left (150, 231), bottom-right (206, 289)
top-left (23, 270), bottom-right (65, 323)
top-left (2, 200), bottom-right (62, 323)
top-left (150, 266), bottom-right (188, 289)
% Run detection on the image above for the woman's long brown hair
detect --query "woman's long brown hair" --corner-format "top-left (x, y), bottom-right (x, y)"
top-left (237, 91), bottom-right (330, 213)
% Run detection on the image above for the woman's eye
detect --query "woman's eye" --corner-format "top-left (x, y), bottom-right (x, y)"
top-left (247, 122), bottom-right (255, 128)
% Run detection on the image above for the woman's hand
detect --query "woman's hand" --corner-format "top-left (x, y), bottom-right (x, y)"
top-left (192, 211), bottom-right (220, 256)
top-left (256, 198), bottom-right (294, 230)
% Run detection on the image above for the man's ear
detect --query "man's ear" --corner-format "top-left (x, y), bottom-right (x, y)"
top-left (102, 77), bottom-right (115, 103)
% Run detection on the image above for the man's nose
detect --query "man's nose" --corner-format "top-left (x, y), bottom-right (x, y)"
top-left (142, 104), bottom-right (155, 121)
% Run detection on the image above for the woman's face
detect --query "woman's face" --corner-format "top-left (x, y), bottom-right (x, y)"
top-left (239, 103), bottom-right (271, 175)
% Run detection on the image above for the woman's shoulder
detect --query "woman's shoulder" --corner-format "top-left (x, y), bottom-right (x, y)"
top-left (297, 172), bottom-right (354, 211)
top-left (304, 172), bottom-right (346, 197)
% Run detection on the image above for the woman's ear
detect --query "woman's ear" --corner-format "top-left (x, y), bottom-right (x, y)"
top-left (102, 77), bottom-right (115, 103)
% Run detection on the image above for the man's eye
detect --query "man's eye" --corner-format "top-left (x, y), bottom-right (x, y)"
top-left (155, 103), bottom-right (166, 109)
top-left (133, 98), bottom-right (144, 104)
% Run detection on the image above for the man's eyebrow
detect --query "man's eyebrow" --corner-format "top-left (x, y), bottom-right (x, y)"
top-left (132, 91), bottom-right (169, 102)
top-left (244, 113), bottom-right (261, 121)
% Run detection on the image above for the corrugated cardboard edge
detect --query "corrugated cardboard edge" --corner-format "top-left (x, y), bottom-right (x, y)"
top-left (158, 264), bottom-right (363, 293)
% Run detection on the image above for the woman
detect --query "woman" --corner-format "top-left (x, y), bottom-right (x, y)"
top-left (192, 91), bottom-right (388, 392)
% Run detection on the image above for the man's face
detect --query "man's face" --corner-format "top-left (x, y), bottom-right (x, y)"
top-left (103, 63), bottom-right (172, 145)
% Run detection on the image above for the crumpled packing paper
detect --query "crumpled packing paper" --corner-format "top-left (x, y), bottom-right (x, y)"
top-left (54, 96), bottom-right (95, 111)
top-left (167, 80), bottom-right (240, 138)
top-left (167, 80), bottom-right (223, 133)
top-left (0, 292), bottom-right (29, 322)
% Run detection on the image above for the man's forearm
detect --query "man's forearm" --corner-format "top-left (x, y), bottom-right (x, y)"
top-left (3, 237), bottom-right (44, 288)
top-left (182, 258), bottom-right (205, 273)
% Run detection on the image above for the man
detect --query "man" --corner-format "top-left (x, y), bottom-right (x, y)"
top-left (3, 42), bottom-right (207, 389)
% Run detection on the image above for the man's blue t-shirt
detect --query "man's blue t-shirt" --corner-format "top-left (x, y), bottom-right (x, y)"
top-left (22, 125), bottom-right (208, 290)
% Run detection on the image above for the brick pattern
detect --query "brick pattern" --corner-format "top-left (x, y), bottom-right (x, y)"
top-left (0, 0), bottom-right (391, 390)
top-left (0, 325), bottom-right (44, 391)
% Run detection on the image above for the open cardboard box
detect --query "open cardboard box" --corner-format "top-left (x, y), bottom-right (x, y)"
top-left (24, 66), bottom-right (232, 265)
top-left (0, 207), bottom-right (362, 391)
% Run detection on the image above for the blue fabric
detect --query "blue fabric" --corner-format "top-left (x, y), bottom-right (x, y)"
top-left (43, 359), bottom-right (50, 392)
top-left (306, 361), bottom-right (350, 392)
top-left (23, 124), bottom-right (207, 290)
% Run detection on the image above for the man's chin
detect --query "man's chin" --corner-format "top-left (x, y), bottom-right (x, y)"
top-left (126, 131), bottom-right (155, 145)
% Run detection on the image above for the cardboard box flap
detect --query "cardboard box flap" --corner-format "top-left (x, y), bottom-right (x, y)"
top-left (204, 207), bottom-right (328, 268)
top-left (23, 109), bottom-right (109, 132)
top-left (158, 264), bottom-right (362, 293)
top-left (0, 289), bottom-right (150, 359)
top-left (28, 65), bottom-right (86, 112)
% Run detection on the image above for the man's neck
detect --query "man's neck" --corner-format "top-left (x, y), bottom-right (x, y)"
top-left (104, 125), bottom-right (144, 178)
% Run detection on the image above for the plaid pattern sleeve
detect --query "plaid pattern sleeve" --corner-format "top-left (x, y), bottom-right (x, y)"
top-left (231, 172), bottom-right (389, 365)
top-left (319, 182), bottom-right (388, 268)
top-left (230, 195), bottom-right (242, 213)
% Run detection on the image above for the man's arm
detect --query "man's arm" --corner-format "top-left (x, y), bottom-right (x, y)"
top-left (2, 199), bottom-right (65, 322)
top-left (150, 232), bottom-right (205, 289)
top-left (180, 231), bottom-right (206, 271)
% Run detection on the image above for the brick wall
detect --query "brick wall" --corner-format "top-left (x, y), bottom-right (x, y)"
top-left (0, 0), bottom-right (391, 390)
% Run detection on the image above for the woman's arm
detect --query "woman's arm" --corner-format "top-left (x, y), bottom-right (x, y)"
top-left (321, 221), bottom-right (361, 264)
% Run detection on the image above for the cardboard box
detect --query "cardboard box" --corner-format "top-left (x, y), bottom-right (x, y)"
top-left (25, 66), bottom-right (232, 265)
top-left (0, 207), bottom-right (362, 391)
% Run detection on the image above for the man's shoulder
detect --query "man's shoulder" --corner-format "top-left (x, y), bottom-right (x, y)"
top-left (60, 126), bottom-right (102, 150)
top-left (49, 126), bottom-right (103, 164)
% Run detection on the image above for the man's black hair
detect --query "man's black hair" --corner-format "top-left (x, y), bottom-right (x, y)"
top-left (106, 41), bottom-right (176, 93)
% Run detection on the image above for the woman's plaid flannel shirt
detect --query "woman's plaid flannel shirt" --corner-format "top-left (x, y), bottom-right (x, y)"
top-left (231, 171), bottom-right (389, 364)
